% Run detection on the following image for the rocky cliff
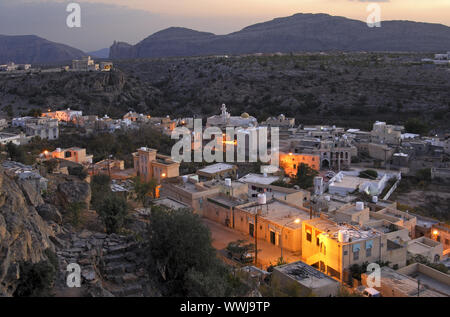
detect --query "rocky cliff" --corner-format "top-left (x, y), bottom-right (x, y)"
top-left (0, 167), bottom-right (55, 296)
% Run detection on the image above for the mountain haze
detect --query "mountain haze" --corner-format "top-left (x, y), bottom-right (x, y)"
top-left (0, 35), bottom-right (85, 64)
top-left (110, 13), bottom-right (450, 59)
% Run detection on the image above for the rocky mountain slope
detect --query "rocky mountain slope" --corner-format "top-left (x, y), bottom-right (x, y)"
top-left (0, 69), bottom-right (159, 117)
top-left (0, 167), bottom-right (56, 296)
top-left (0, 165), bottom-right (154, 297)
top-left (110, 13), bottom-right (450, 59)
top-left (1, 52), bottom-right (449, 131)
top-left (0, 35), bottom-right (85, 64)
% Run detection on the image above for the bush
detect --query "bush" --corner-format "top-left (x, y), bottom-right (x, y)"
top-left (67, 201), bottom-right (87, 227)
top-left (91, 174), bottom-right (112, 209)
top-left (359, 169), bottom-right (378, 179)
top-left (97, 195), bottom-right (128, 234)
top-left (13, 260), bottom-right (56, 297)
top-left (68, 166), bottom-right (88, 180)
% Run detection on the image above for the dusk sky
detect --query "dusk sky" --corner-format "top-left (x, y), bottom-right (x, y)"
top-left (0, 0), bottom-right (449, 51)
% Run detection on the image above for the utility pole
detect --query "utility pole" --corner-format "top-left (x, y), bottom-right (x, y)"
top-left (417, 279), bottom-right (420, 297)
top-left (254, 209), bottom-right (259, 268)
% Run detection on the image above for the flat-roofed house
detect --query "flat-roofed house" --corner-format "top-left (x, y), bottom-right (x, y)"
top-left (302, 211), bottom-right (407, 283)
top-left (232, 199), bottom-right (312, 253)
top-left (160, 175), bottom-right (221, 214)
top-left (361, 266), bottom-right (447, 297)
top-left (196, 163), bottom-right (237, 180)
top-left (407, 237), bottom-right (443, 263)
top-left (272, 261), bottom-right (340, 297)
top-left (44, 147), bottom-right (93, 165)
top-left (132, 147), bottom-right (180, 184)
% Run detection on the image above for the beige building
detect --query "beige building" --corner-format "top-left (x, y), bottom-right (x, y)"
top-left (232, 199), bottom-right (312, 253)
top-left (431, 222), bottom-right (450, 256)
top-left (133, 147), bottom-right (180, 185)
top-left (301, 213), bottom-right (407, 283)
top-left (362, 265), bottom-right (447, 297)
top-left (368, 142), bottom-right (395, 162)
top-left (285, 137), bottom-right (356, 170)
top-left (371, 121), bottom-right (403, 146)
top-left (160, 175), bottom-right (221, 214)
top-left (371, 207), bottom-right (417, 238)
top-left (196, 163), bottom-right (237, 180)
top-left (407, 237), bottom-right (443, 263)
top-left (44, 147), bottom-right (93, 165)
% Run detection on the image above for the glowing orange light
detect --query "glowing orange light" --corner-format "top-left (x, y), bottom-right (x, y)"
top-left (432, 230), bottom-right (439, 236)
top-left (43, 150), bottom-right (49, 155)
top-left (294, 218), bottom-right (301, 224)
top-left (161, 173), bottom-right (166, 178)
top-left (289, 152), bottom-right (293, 156)
top-left (223, 141), bottom-right (236, 145)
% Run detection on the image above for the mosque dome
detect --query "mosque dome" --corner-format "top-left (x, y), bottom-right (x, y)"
top-left (241, 112), bottom-right (250, 118)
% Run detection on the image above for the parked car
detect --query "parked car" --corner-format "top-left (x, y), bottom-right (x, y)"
top-left (226, 240), bottom-right (255, 264)
top-left (362, 287), bottom-right (381, 297)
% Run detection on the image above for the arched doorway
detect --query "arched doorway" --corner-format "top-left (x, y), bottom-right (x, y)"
top-left (322, 159), bottom-right (330, 169)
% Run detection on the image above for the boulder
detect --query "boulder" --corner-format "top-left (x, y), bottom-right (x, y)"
top-left (37, 204), bottom-right (62, 224)
top-left (57, 180), bottom-right (91, 210)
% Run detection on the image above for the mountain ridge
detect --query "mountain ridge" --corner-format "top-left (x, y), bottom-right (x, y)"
top-left (109, 13), bottom-right (450, 59)
top-left (0, 34), bottom-right (85, 64)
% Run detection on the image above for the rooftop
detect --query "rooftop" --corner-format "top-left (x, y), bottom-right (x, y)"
top-left (153, 197), bottom-right (190, 210)
top-left (197, 163), bottom-right (236, 175)
top-left (239, 173), bottom-right (279, 186)
top-left (306, 217), bottom-right (380, 243)
top-left (377, 266), bottom-right (446, 297)
top-left (243, 200), bottom-right (310, 229)
top-left (274, 261), bottom-right (339, 288)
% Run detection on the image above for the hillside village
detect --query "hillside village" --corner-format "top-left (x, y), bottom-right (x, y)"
top-left (1, 98), bottom-right (449, 297)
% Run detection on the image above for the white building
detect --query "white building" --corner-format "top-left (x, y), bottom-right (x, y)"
top-left (206, 104), bottom-right (258, 129)
top-left (0, 132), bottom-right (22, 145)
top-left (72, 56), bottom-right (98, 71)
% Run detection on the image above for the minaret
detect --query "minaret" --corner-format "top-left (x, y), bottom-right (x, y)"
top-left (221, 103), bottom-right (230, 122)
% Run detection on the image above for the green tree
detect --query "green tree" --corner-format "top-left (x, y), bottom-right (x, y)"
top-left (416, 168), bottom-right (431, 182)
top-left (294, 163), bottom-right (318, 189)
top-left (91, 174), bottom-right (112, 209)
top-left (6, 142), bottom-right (27, 163)
top-left (405, 118), bottom-right (428, 135)
top-left (97, 194), bottom-right (128, 234)
top-left (133, 177), bottom-right (158, 206)
top-left (67, 201), bottom-right (87, 227)
top-left (359, 169), bottom-right (378, 179)
top-left (68, 165), bottom-right (88, 180)
top-left (147, 206), bottom-right (249, 296)
top-left (13, 260), bottom-right (56, 297)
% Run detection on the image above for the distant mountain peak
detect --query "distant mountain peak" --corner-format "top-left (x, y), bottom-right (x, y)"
top-left (109, 12), bottom-right (450, 59)
top-left (0, 35), bottom-right (85, 64)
